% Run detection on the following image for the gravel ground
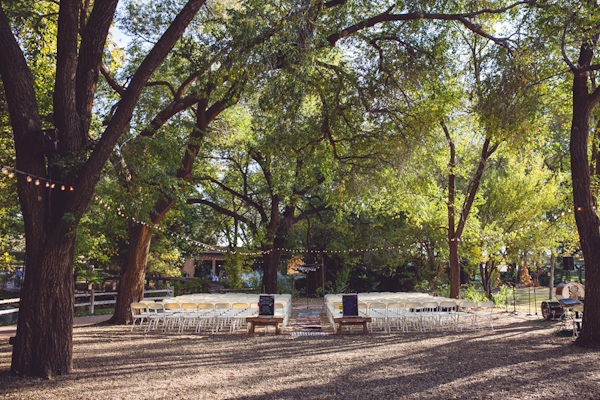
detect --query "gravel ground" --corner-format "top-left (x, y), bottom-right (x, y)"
top-left (0, 301), bottom-right (599, 400)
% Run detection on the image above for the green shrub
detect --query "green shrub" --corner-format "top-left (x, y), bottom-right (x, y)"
top-left (492, 284), bottom-right (512, 306)
top-left (222, 253), bottom-right (251, 291)
top-left (460, 283), bottom-right (489, 302)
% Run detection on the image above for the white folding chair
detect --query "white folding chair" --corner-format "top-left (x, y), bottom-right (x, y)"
top-left (196, 303), bottom-right (216, 333)
top-left (146, 302), bottom-right (165, 332)
top-left (130, 302), bottom-right (150, 332)
top-left (386, 302), bottom-right (405, 332)
top-left (476, 301), bottom-right (494, 331)
top-left (367, 302), bottom-right (388, 332)
top-left (403, 302), bottom-right (422, 332)
top-left (214, 303), bottom-right (232, 333)
top-left (162, 303), bottom-right (182, 332)
top-left (438, 301), bottom-right (458, 332)
top-left (179, 303), bottom-right (199, 332)
top-left (571, 304), bottom-right (584, 337)
top-left (420, 301), bottom-right (440, 332)
top-left (456, 301), bottom-right (477, 331)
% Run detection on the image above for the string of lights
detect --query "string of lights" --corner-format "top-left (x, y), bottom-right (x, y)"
top-left (97, 193), bottom-right (578, 258)
top-left (0, 163), bottom-right (582, 259)
top-left (1, 163), bottom-right (74, 191)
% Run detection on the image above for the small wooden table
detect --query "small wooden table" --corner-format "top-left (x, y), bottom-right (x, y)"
top-left (247, 316), bottom-right (284, 334)
top-left (334, 316), bottom-right (372, 335)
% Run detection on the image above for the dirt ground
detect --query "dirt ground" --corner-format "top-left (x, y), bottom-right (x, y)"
top-left (0, 302), bottom-right (598, 399)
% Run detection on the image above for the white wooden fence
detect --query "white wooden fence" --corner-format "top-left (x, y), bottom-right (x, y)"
top-left (0, 298), bottom-right (20, 317)
top-left (1, 284), bottom-right (175, 317)
top-left (74, 285), bottom-right (174, 313)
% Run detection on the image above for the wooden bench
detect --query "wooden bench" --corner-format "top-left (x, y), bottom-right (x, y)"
top-left (246, 316), bottom-right (284, 334)
top-left (334, 316), bottom-right (372, 335)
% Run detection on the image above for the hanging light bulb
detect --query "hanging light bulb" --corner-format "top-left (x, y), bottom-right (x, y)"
top-left (26, 176), bottom-right (32, 182)
top-left (45, 182), bottom-right (50, 187)
top-left (60, 185), bottom-right (65, 191)
top-left (34, 179), bottom-right (40, 185)
top-left (8, 172), bottom-right (14, 178)
top-left (50, 183), bottom-right (55, 189)
top-left (1, 167), bottom-right (7, 174)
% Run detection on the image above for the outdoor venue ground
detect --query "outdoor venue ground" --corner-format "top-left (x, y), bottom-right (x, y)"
top-left (0, 298), bottom-right (599, 399)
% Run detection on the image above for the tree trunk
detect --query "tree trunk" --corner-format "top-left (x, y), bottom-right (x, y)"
top-left (449, 239), bottom-right (460, 298)
top-left (442, 121), bottom-right (498, 300)
top-left (262, 239), bottom-right (285, 293)
top-left (11, 228), bottom-right (75, 378)
top-left (1, 0), bottom-right (206, 378)
top-left (570, 53), bottom-right (600, 345)
top-left (549, 253), bottom-right (555, 300)
top-left (111, 223), bottom-right (154, 324)
top-left (110, 106), bottom-right (215, 324)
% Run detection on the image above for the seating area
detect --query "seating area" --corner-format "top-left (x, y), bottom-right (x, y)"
top-left (130, 293), bottom-right (291, 334)
top-left (129, 292), bottom-right (495, 335)
top-left (325, 292), bottom-right (494, 333)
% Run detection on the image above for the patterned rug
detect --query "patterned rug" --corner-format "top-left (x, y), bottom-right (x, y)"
top-left (291, 310), bottom-right (328, 336)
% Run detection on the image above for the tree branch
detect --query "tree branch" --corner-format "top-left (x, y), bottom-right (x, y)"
top-left (198, 175), bottom-right (268, 222)
top-left (326, 1), bottom-right (534, 47)
top-left (75, 0), bottom-right (119, 140)
top-left (100, 63), bottom-right (125, 96)
top-left (146, 80), bottom-right (177, 98)
top-left (324, 0), bottom-right (347, 8)
top-left (562, 13), bottom-right (577, 72)
top-left (291, 204), bottom-right (331, 225)
top-left (82, 0), bottom-right (207, 207)
top-left (187, 198), bottom-right (256, 232)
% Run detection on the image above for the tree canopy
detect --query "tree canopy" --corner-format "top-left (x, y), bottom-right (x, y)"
top-left (5, 0), bottom-right (600, 378)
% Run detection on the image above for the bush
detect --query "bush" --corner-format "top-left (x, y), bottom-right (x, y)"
top-left (460, 283), bottom-right (489, 302)
top-left (222, 254), bottom-right (252, 291)
top-left (492, 284), bottom-right (512, 306)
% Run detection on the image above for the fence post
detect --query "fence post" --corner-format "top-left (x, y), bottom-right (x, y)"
top-left (90, 289), bottom-right (95, 314)
top-left (167, 283), bottom-right (174, 298)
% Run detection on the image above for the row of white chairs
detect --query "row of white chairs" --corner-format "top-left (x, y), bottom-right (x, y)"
top-left (175, 293), bottom-right (292, 321)
top-left (130, 300), bottom-right (288, 333)
top-left (327, 300), bottom-right (494, 333)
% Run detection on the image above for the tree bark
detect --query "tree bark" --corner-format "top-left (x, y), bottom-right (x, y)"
top-left (0, 0), bottom-right (207, 377)
top-left (11, 228), bottom-right (75, 378)
top-left (260, 205), bottom-right (292, 293)
top-left (111, 223), bottom-right (154, 324)
top-left (570, 39), bottom-right (600, 345)
top-left (262, 245), bottom-right (284, 293)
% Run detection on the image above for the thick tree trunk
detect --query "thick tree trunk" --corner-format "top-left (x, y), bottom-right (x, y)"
top-left (445, 123), bottom-right (460, 299)
top-left (111, 223), bottom-right (154, 324)
top-left (262, 242), bottom-right (285, 293)
top-left (571, 61), bottom-right (600, 345)
top-left (1, 0), bottom-right (206, 378)
top-left (11, 229), bottom-right (75, 378)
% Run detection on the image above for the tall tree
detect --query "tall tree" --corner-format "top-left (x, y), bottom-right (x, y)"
top-left (0, 0), bottom-right (205, 377)
top-left (528, 0), bottom-right (600, 345)
top-left (106, 0), bottom-right (318, 322)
